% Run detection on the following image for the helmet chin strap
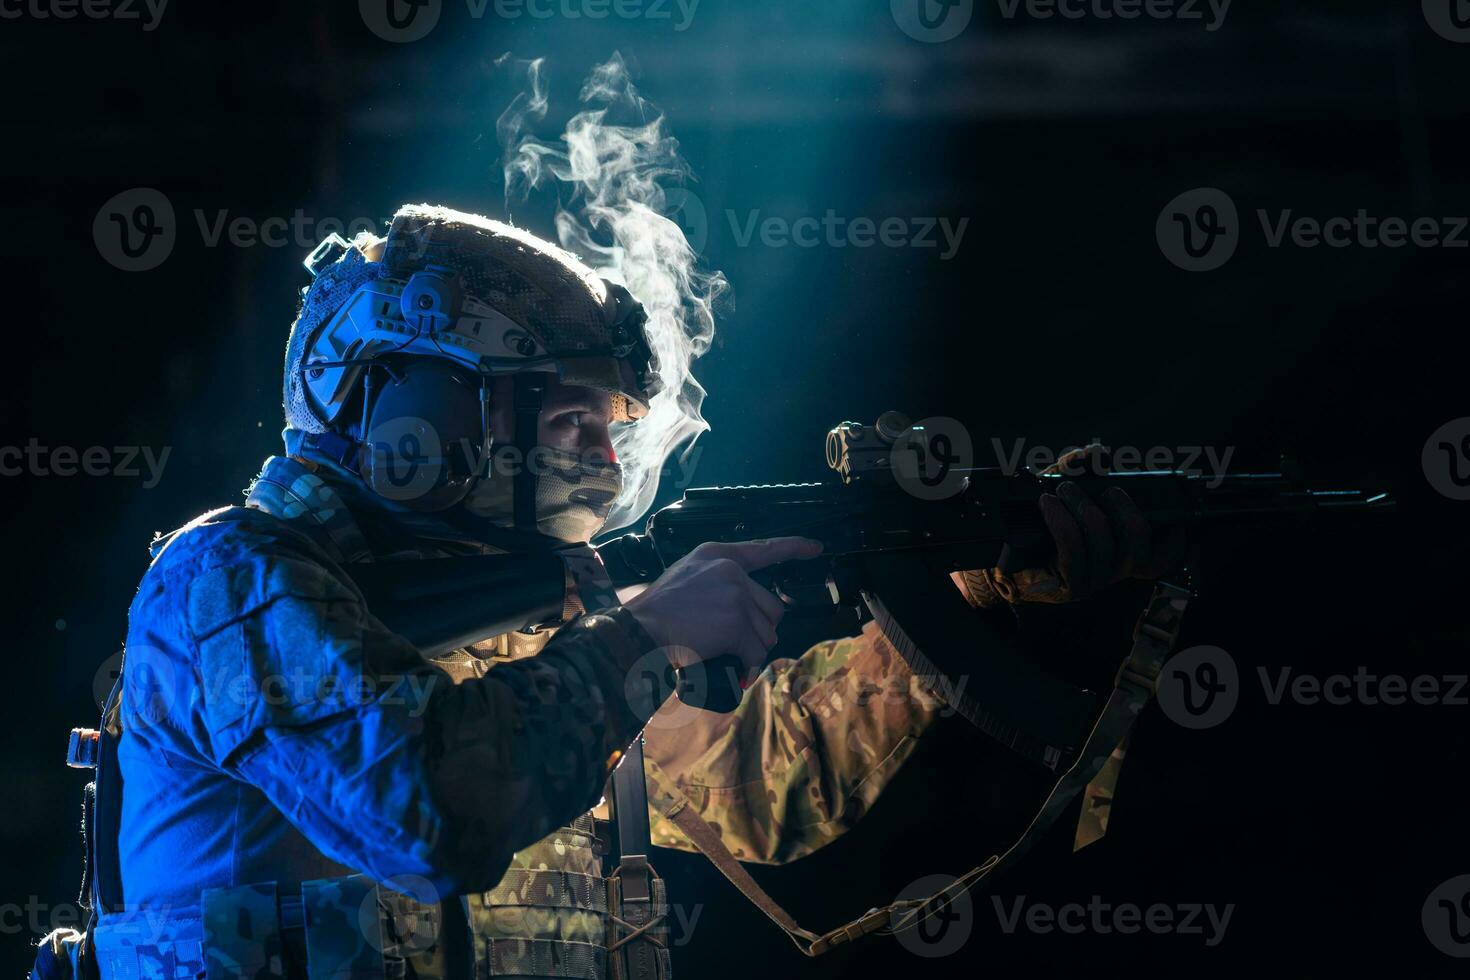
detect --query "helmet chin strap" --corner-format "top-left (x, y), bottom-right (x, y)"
top-left (512, 372), bottom-right (548, 532)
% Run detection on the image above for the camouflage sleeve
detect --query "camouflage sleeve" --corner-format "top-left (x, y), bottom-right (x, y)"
top-left (640, 620), bottom-right (945, 865)
top-left (181, 529), bottom-right (658, 897)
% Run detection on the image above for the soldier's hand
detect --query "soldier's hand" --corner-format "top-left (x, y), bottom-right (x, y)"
top-left (623, 537), bottom-right (824, 673)
top-left (952, 444), bottom-right (1176, 608)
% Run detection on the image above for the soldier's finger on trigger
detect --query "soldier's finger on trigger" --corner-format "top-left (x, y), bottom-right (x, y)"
top-left (717, 536), bottom-right (824, 573)
top-left (1039, 493), bottom-right (1088, 598)
top-left (1098, 486), bottom-right (1151, 581)
top-left (1066, 481), bottom-right (1116, 595)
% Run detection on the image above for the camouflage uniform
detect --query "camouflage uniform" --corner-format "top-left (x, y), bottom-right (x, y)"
top-left (96, 452), bottom-right (940, 979)
top-left (642, 624), bottom-right (943, 865)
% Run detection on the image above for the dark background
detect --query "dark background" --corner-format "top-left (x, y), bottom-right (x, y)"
top-left (3, 1), bottom-right (1468, 976)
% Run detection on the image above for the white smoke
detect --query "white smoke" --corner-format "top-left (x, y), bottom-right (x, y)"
top-left (497, 53), bottom-right (725, 532)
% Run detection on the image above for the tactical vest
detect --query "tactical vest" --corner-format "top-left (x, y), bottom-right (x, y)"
top-left (53, 501), bottom-right (1194, 978)
top-left (69, 698), bottom-right (667, 979)
top-left (58, 503), bottom-right (672, 980)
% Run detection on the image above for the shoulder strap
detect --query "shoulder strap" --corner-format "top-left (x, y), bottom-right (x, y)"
top-left (86, 674), bottom-right (126, 917)
top-left (658, 581), bottom-right (1192, 957)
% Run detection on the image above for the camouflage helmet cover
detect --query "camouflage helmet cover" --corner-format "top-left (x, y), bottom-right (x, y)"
top-left (283, 203), bottom-right (658, 436)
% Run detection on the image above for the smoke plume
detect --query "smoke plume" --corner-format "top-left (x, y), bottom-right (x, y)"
top-left (497, 53), bottom-right (725, 532)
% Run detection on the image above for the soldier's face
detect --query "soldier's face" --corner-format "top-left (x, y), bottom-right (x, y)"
top-left (485, 377), bottom-right (616, 460)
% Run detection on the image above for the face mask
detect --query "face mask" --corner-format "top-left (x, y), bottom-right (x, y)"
top-left (462, 446), bottom-right (623, 543)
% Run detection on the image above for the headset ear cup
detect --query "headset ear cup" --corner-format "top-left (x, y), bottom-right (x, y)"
top-left (359, 359), bottom-right (487, 512)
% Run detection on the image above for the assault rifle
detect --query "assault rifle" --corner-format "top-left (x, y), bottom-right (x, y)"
top-left (344, 412), bottom-right (1393, 959)
top-left (596, 413), bottom-right (1395, 771)
top-left (350, 411), bottom-right (1392, 773)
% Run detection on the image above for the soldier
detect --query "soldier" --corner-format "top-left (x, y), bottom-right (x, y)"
top-left (63, 205), bottom-right (1159, 979)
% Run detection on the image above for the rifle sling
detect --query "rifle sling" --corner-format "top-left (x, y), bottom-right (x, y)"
top-left (658, 580), bottom-right (1192, 958)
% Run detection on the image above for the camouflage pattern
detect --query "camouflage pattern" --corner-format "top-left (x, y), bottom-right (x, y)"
top-left (300, 875), bottom-right (388, 979)
top-left (91, 920), bottom-right (206, 980)
top-left (954, 565), bottom-right (1072, 608)
top-left (1074, 734), bottom-right (1130, 852)
top-left (953, 444), bottom-right (1110, 608)
top-left (641, 621), bottom-right (945, 865)
top-left (202, 881), bottom-right (285, 979)
top-left (466, 814), bottom-right (612, 979)
top-left (105, 451), bottom-right (939, 979)
top-left (284, 204), bottom-right (655, 439)
top-left (604, 866), bottom-right (671, 980)
top-left (847, 583), bottom-right (1191, 950)
top-left (396, 545), bottom-right (942, 973)
top-left (241, 458), bottom-right (371, 564)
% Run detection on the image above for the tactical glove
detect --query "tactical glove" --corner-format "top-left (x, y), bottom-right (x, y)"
top-left (952, 444), bottom-right (1175, 607)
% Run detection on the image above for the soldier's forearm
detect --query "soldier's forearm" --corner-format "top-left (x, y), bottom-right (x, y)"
top-left (643, 621), bottom-right (944, 865)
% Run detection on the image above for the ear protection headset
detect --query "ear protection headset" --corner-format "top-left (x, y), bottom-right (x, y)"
top-left (298, 248), bottom-right (652, 524)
